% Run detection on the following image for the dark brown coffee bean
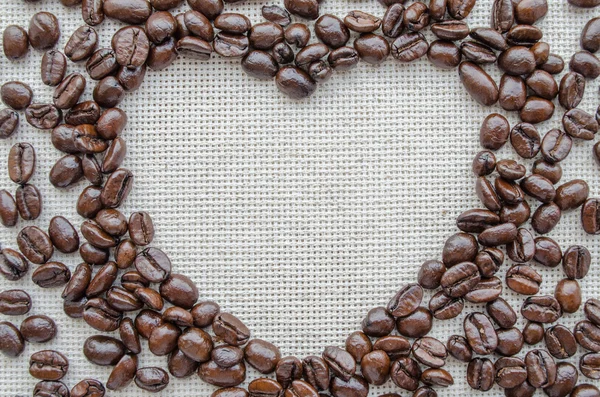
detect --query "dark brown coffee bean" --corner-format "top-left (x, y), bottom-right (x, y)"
top-left (499, 47), bottom-right (536, 76)
top-left (162, 307), bottom-right (191, 327)
top-left (531, 202), bottom-right (561, 235)
top-left (86, 48), bottom-right (118, 81)
top-left (314, 14), bottom-right (349, 49)
top-left (358, 350), bottom-right (389, 386)
top-left (79, 243), bottom-right (108, 266)
top-left (61, 262), bottom-right (91, 302)
top-left (396, 307), bottom-right (432, 338)
top-left (190, 301), bottom-right (219, 328)
top-left (495, 160), bottom-right (525, 181)
top-left (213, 312), bottom-right (250, 346)
top-left (28, 12), bottom-right (60, 50)
top-left (372, 335), bottom-right (411, 360)
top-left (467, 357), bottom-right (495, 391)
top-left (544, 362), bottom-right (578, 397)
top-left (559, 72), bottom-right (586, 110)
top-left (447, 335), bottom-right (472, 362)
top-left (576, 321), bottom-right (600, 352)
top-left (26, 103), bottom-right (62, 130)
top-left (20, 315), bottom-right (56, 343)
top-left (440, 261), bottom-right (480, 298)
top-left (580, 352), bottom-right (600, 379)
top-left (570, 50), bottom-right (600, 78)
top-left (586, 299), bottom-right (600, 327)
top-left (17, 226), bottom-right (53, 264)
top-left (70, 379), bottom-right (105, 397)
top-left (361, 307), bottom-right (394, 337)
top-left (3, 25), bottom-right (29, 60)
top-left (506, 228), bottom-right (535, 263)
top-left (562, 244), bottom-right (591, 279)
top-left (390, 357), bottom-right (421, 391)
top-left (174, 326), bottom-right (212, 363)
top-left (76, 186), bottom-right (103, 219)
top-left (284, 0), bottom-right (319, 20)
top-left (412, 337), bottom-right (446, 368)
top-left (426, 40), bottom-right (461, 69)
top-left (322, 346), bottom-right (355, 381)
top-left (64, 101), bottom-right (101, 126)
top-left (0, 321), bottom-right (24, 357)
top-left (510, 123), bottom-right (540, 158)
top-left (431, 21), bottom-right (469, 41)
top-left (65, 25), bottom-right (97, 62)
top-left (500, 201), bottom-right (531, 226)
top-left (198, 360), bottom-right (246, 387)
top-left (82, 0), bottom-right (105, 26)
top-left (148, 321), bottom-right (181, 356)
top-left (532, 160), bottom-right (561, 185)
top-left (1, 82), bottom-right (33, 111)
top-left (29, 350), bottom-right (69, 380)
top-left (525, 349), bottom-right (557, 388)
top-left (545, 324), bottom-right (577, 359)
top-left (582, 17), bottom-right (600, 53)
top-left (429, 290), bottom-right (464, 320)
top-left (344, 11), bottom-right (380, 33)
top-left (479, 113), bottom-right (509, 150)
top-left (496, 327), bottom-right (524, 357)
top-left (541, 129), bottom-right (572, 164)
top-left (168, 348), bottom-right (199, 378)
top-left (442, 233), bottom-right (478, 267)
top-left (354, 34), bottom-right (390, 65)
top-left (520, 96), bottom-right (555, 124)
top-left (0, 190), bottom-right (17, 227)
top-left (571, 384), bottom-right (600, 397)
top-left (391, 32), bottom-right (429, 62)
top-left (458, 62), bottom-right (499, 106)
top-left (73, 124), bottom-right (107, 154)
top-left (0, 289), bottom-right (31, 316)
top-left (327, 46), bottom-right (359, 71)
top-left (106, 286), bottom-right (142, 312)
top-left (555, 278), bottom-right (582, 314)
top-left (539, 54), bottom-right (565, 76)
top-left (116, 64), bottom-right (146, 91)
top-left (403, 2), bottom-right (430, 32)
top-left (0, 248), bottom-right (28, 282)
top-left (248, 378), bottom-right (284, 397)
top-left (212, 32), bottom-right (249, 58)
top-left (478, 223), bottom-right (517, 246)
top-left (83, 297), bottom-right (122, 332)
top-left (345, 331), bottom-right (372, 364)
top-left (417, 260), bottom-right (446, 289)
top-left (99, 168), bottom-right (132, 208)
top-left (460, 41), bottom-right (497, 64)
top-left (302, 356), bottom-right (330, 390)
top-left (564, 109), bottom-right (598, 141)
top-left (387, 283), bottom-right (423, 317)
top-left (212, 345), bottom-right (244, 368)
top-left (82, 154), bottom-right (103, 186)
top-left (0, 109), bottom-right (19, 139)
top-left (32, 261), bottom-right (71, 288)
top-left (421, 368), bottom-right (454, 387)
top-left (523, 321), bottom-right (545, 346)
top-left (81, 219), bottom-right (119, 249)
top-left (507, 24), bottom-right (543, 46)
top-left (275, 66), bottom-right (316, 99)
top-left (135, 367), bottom-right (170, 392)
top-left (474, 247), bottom-right (503, 277)
top-left (105, 354), bottom-right (137, 391)
top-left (532, 237), bottom-right (561, 268)
top-left (284, 23), bottom-right (310, 47)
top-left (133, 309), bottom-right (162, 340)
top-left (521, 295), bottom-right (562, 323)
top-left (464, 312), bottom-right (498, 355)
top-left (495, 357), bottom-right (527, 389)
top-left (486, 298), bottom-right (517, 329)
top-left (514, 0), bottom-right (548, 24)
top-left (241, 50), bottom-right (279, 80)
top-left (525, 70), bottom-right (558, 100)
top-left (93, 76), bottom-right (125, 108)
top-left (464, 276), bottom-right (502, 303)
top-left (531, 41), bottom-right (550, 65)
top-left (49, 154), bottom-right (83, 188)
top-left (275, 356), bottom-right (303, 388)
top-left (41, 51), bottom-right (67, 88)
top-left (86, 262), bottom-right (118, 298)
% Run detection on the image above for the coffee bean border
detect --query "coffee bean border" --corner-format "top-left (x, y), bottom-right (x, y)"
top-left (1, 0), bottom-right (600, 396)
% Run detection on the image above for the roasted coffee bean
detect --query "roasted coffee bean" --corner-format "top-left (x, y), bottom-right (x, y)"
top-left (70, 379), bottom-right (105, 397)
top-left (248, 22), bottom-right (285, 51)
top-left (32, 261), bottom-right (71, 288)
top-left (135, 367), bottom-right (169, 392)
top-left (395, 307), bottom-right (432, 338)
top-left (213, 33), bottom-right (249, 58)
top-left (403, 2), bottom-right (429, 32)
top-left (106, 286), bottom-right (142, 312)
top-left (458, 62), bottom-right (499, 106)
top-left (191, 301), bottom-right (220, 328)
top-left (0, 109), bottom-right (19, 139)
top-left (486, 179), bottom-right (513, 205)
top-left (106, 354), bottom-right (137, 391)
top-left (417, 260), bottom-right (446, 289)
top-left (85, 262), bottom-right (118, 298)
top-left (212, 345), bottom-right (244, 368)
top-left (421, 368), bottom-right (454, 387)
top-left (531, 202), bottom-right (561, 235)
top-left (442, 233), bottom-right (478, 267)
top-left (63, 296), bottom-right (87, 319)
top-left (507, 24), bottom-right (543, 46)
top-left (540, 54), bottom-right (565, 75)
top-left (41, 50), bottom-right (67, 87)
top-left (213, 312), bottom-right (250, 346)
top-left (51, 124), bottom-right (78, 154)
top-left (555, 278), bottom-right (582, 314)
top-left (65, 101), bottom-right (101, 126)
top-left (134, 309), bottom-right (163, 339)
top-left (571, 384), bottom-right (600, 397)
top-left (168, 348), bottom-right (199, 378)
top-left (3, 25), bottom-right (29, 60)
top-left (586, 298), bottom-right (600, 327)
top-left (580, 353), bottom-right (600, 379)
top-left (522, 295), bottom-right (562, 323)
top-left (471, 151), bottom-right (496, 176)
top-left (20, 315), bottom-right (56, 343)
top-left (387, 283), bottom-right (423, 317)
top-left (95, 108), bottom-right (126, 141)
top-left (183, 10), bottom-right (213, 42)
top-left (81, 219), bottom-right (119, 249)
top-left (322, 346), bottom-right (355, 381)
top-left (582, 198), bottom-right (600, 234)
top-left (464, 312), bottom-right (498, 355)
top-left (570, 50), bottom-right (600, 78)
top-left (283, 0), bottom-right (319, 20)
top-left (0, 289), bottom-right (31, 315)
top-left (431, 21), bottom-right (470, 41)
top-left (500, 201), bottom-right (531, 226)
top-left (83, 297), bottom-right (122, 332)
top-left (372, 335), bottom-right (411, 360)
top-left (117, 64), bottom-right (146, 91)
top-left (111, 26), bottom-right (149, 69)
top-left (447, 335), bottom-right (472, 362)
top-left (582, 17), bottom-right (600, 53)
top-left (29, 350), bottom-right (69, 380)
top-left (33, 381), bottom-right (70, 397)
top-left (429, 290), bottom-right (464, 320)
top-left (563, 245), bottom-right (591, 279)
top-left (496, 328), bottom-right (524, 357)
top-left (77, 186), bottom-right (104, 220)
top-left (103, 0), bottom-right (152, 24)
top-left (480, 113), bottom-right (510, 150)
top-left (474, 247), bottom-right (503, 277)
top-left (479, 223), bottom-right (518, 246)
top-left (486, 298), bottom-right (517, 329)
top-left (460, 41), bottom-right (497, 64)
top-left (354, 34), bottom-right (390, 65)
top-left (510, 123), bottom-right (540, 159)
top-left (381, 4), bottom-right (405, 38)
top-left (313, 14), bottom-right (349, 49)
top-left (467, 357), bottom-right (495, 391)
top-left (0, 190), bottom-right (18, 227)
top-left (1, 82), bottom-right (33, 111)
top-left (28, 12), bottom-right (60, 50)
top-left (526, 70), bottom-right (558, 100)
top-left (65, 25), bottom-right (97, 62)
top-left (544, 362), bottom-right (578, 397)
top-left (82, 154), bottom-right (103, 186)
top-left (428, 40), bottom-right (462, 69)
top-left (148, 322), bottom-right (181, 356)
top-left (496, 159), bottom-right (526, 181)
top-left (464, 277), bottom-right (502, 303)
top-left (390, 357), bottom-right (421, 391)
top-left (531, 41), bottom-right (550, 65)
top-left (344, 11), bottom-right (380, 33)
top-left (93, 76), bottom-right (125, 108)
top-left (275, 66), bottom-right (316, 99)
top-left (427, 0), bottom-right (446, 21)
top-left (499, 47), bottom-right (536, 76)
top-left (49, 154), bottom-right (83, 188)
top-left (514, 0), bottom-right (548, 24)
top-left (506, 228), bottom-right (535, 263)
top-left (559, 72), bottom-right (585, 110)
top-left (532, 160), bottom-right (561, 185)
top-left (259, 5), bottom-right (289, 27)
top-left (100, 168), bottom-right (133, 208)
top-left (361, 307), bottom-right (394, 337)
top-left (391, 32), bottom-right (429, 62)
top-left (576, 321), bottom-right (600, 352)
top-left (145, 12), bottom-right (177, 45)
top-left (199, 360), bottom-right (246, 387)
top-left (533, 237), bottom-right (562, 268)
top-left (15, 184), bottom-right (42, 221)
top-left (284, 23), bottom-right (310, 48)
top-left (411, 337), bottom-right (446, 368)
top-left (134, 287), bottom-right (163, 310)
top-left (525, 349), bottom-right (556, 388)
top-left (248, 378), bottom-right (284, 397)
top-left (469, 28), bottom-right (507, 51)
top-left (163, 305), bottom-right (192, 327)
top-left (0, 321), bottom-right (24, 357)
top-left (359, 350), bottom-right (389, 385)
top-left (241, 51), bottom-right (279, 80)
top-left (17, 226), bottom-right (53, 264)
top-left (440, 261), bottom-right (480, 297)
top-left (345, 331), bottom-right (372, 363)
top-left (523, 321), bottom-right (545, 345)
top-left (545, 324), bottom-right (577, 359)
top-left (86, 48), bottom-right (118, 81)
top-left (94, 209), bottom-right (127, 237)
top-left (120, 271), bottom-right (148, 294)
top-left (175, 327), bottom-right (213, 363)
top-left (212, 388), bottom-right (249, 397)
top-left (520, 96), bottom-right (555, 124)
top-left (61, 263), bottom-right (91, 302)
top-left (73, 124), bottom-right (107, 154)
top-left (306, 60), bottom-right (330, 80)
top-left (540, 129), bottom-right (572, 164)
top-left (495, 357), bottom-right (527, 389)
top-left (275, 356), bottom-right (303, 388)
top-left (564, 109), bottom-right (598, 141)
top-left (82, 0), bottom-right (105, 26)
top-left (26, 103), bottom-right (62, 130)
top-left (0, 248), bottom-right (28, 281)
top-left (330, 375), bottom-right (369, 397)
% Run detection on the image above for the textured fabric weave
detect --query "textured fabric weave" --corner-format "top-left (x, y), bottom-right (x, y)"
top-left (1, 1), bottom-right (600, 395)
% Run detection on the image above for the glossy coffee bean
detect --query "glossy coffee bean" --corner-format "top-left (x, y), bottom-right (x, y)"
top-left (429, 290), bottom-right (464, 320)
top-left (555, 278), bottom-right (582, 314)
top-left (580, 353), bottom-right (600, 379)
top-left (3, 25), bottom-right (29, 60)
top-left (447, 335), bottom-right (472, 362)
top-left (391, 32), bottom-right (429, 62)
top-left (464, 312), bottom-right (498, 355)
top-left (459, 62), bottom-right (498, 106)
top-left (135, 367), bottom-right (169, 392)
top-left (93, 77), bottom-right (125, 108)
top-left (500, 202), bottom-right (530, 227)
top-left (213, 312), bottom-right (250, 346)
top-left (361, 307), bottom-right (394, 337)
top-left (354, 34), bottom-right (390, 65)
top-left (29, 350), bottom-right (69, 380)
top-left (495, 328), bottom-right (524, 357)
top-left (0, 109), bottom-right (19, 139)
top-left (390, 357), bottom-right (421, 391)
top-left (198, 360), bottom-right (246, 387)
top-left (28, 12), bottom-right (60, 50)
top-left (275, 66), bottom-right (316, 99)
top-left (86, 262), bottom-right (118, 298)
top-left (563, 244), bottom-right (591, 279)
top-left (506, 265), bottom-right (541, 295)
top-left (570, 50), bottom-right (600, 78)
top-left (541, 129), bottom-right (572, 163)
top-left (83, 297), bottom-right (122, 332)
top-left (1, 82), bottom-right (33, 111)
top-left (314, 15), bottom-right (349, 49)
top-left (521, 295), bottom-right (562, 323)
top-left (275, 356), bottom-right (303, 388)
top-left (582, 17), bottom-right (600, 53)
top-left (571, 384), bottom-right (600, 397)
top-left (521, 96), bottom-right (555, 124)
top-left (496, 159), bottom-right (526, 180)
top-left (495, 357), bottom-right (527, 389)
top-left (523, 321), bottom-right (545, 345)
top-left (387, 283), bottom-right (423, 317)
top-left (396, 307), bottom-right (432, 338)
top-left (17, 226), bottom-right (53, 264)
top-left (420, 368), bottom-right (454, 387)
top-left (575, 320), bottom-right (600, 352)
top-left (26, 103), bottom-right (62, 130)
top-left (498, 75), bottom-right (526, 110)
top-left (506, 228), bottom-right (535, 263)
top-left (417, 260), bottom-right (446, 289)
top-left (544, 362), bottom-right (578, 397)
top-left (467, 357), bottom-right (495, 391)
top-left (0, 289), bottom-right (31, 318)
top-left (20, 315), bottom-right (56, 343)
top-left (431, 20), bottom-right (469, 41)
top-left (70, 379), bottom-right (105, 397)
top-left (0, 190), bottom-right (17, 227)
top-left (345, 331), bottom-right (372, 363)
top-left (559, 72), bottom-right (585, 110)
top-left (412, 337), bottom-right (446, 368)
top-left (545, 324), bottom-right (577, 359)
top-left (0, 248), bottom-right (28, 282)
top-left (442, 233), bottom-right (478, 267)
top-left (440, 261), bottom-right (480, 297)
top-left (372, 335), bottom-right (411, 360)
top-left (486, 298), bottom-right (517, 329)
top-left (534, 237), bottom-right (562, 267)
top-left (525, 349), bottom-right (557, 388)
top-left (32, 261), bottom-right (71, 288)
top-left (464, 276), bottom-right (502, 303)
top-left (533, 159), bottom-right (562, 184)
top-left (474, 247), bottom-right (503, 277)
top-left (0, 321), bottom-right (24, 357)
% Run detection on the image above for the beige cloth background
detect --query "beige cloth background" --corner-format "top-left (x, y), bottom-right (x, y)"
top-left (1, 0), bottom-right (600, 395)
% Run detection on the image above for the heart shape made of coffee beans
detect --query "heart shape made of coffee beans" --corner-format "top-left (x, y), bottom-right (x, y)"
top-left (1, 0), bottom-right (600, 396)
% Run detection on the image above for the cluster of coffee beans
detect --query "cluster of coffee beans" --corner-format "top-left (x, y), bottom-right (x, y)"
top-left (1, 0), bottom-right (600, 396)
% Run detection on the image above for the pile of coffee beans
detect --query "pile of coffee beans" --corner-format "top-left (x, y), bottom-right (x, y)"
top-left (2, 0), bottom-right (600, 396)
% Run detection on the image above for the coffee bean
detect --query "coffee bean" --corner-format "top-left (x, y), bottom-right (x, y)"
top-left (412, 337), bottom-right (446, 368)
top-left (28, 12), bottom-right (60, 50)
top-left (429, 290), bottom-right (464, 320)
top-left (60, 264), bottom-right (90, 304)
top-left (442, 233), bottom-right (478, 267)
top-left (83, 297), bottom-right (122, 332)
top-left (500, 201), bottom-right (531, 226)
top-left (20, 315), bottom-right (56, 343)
top-left (533, 159), bottom-right (562, 184)
top-left (133, 287), bottom-right (162, 311)
top-left (471, 152), bottom-right (495, 178)
top-left (313, 15), bottom-right (349, 49)
top-left (191, 301), bottom-right (220, 328)
top-left (0, 321), bottom-right (24, 357)
top-left (133, 309), bottom-right (163, 340)
top-left (322, 346), bottom-right (355, 381)
top-left (212, 345), bottom-right (244, 368)
top-left (495, 357), bottom-right (527, 389)
top-left (275, 66), bottom-right (316, 99)
top-left (531, 41), bottom-right (550, 65)
top-left (478, 223), bottom-right (517, 246)
top-left (586, 299), bottom-right (600, 327)
top-left (344, 11), bottom-right (380, 33)
top-left (543, 362), bottom-right (578, 397)
top-left (105, 354), bottom-right (137, 391)
top-left (576, 320), bottom-right (600, 352)
top-left (421, 368), bottom-right (454, 387)
top-left (440, 261), bottom-right (480, 297)
top-left (17, 226), bottom-right (53, 264)
top-left (540, 129), bottom-right (572, 164)
top-left (241, 50), bottom-right (279, 80)
top-left (396, 307), bottom-right (432, 338)
top-left (26, 103), bottom-right (62, 130)
top-left (0, 109), bottom-right (19, 139)
top-left (564, 109), bottom-right (598, 141)
top-left (541, 53), bottom-right (565, 74)
top-left (213, 312), bottom-right (250, 346)
top-left (354, 34), bottom-right (391, 65)
top-left (571, 384), bottom-right (600, 397)
top-left (533, 237), bottom-right (561, 268)
top-left (70, 379), bottom-right (105, 397)
top-left (459, 208), bottom-right (501, 232)
top-left (480, 113), bottom-right (510, 150)
top-left (158, 273), bottom-right (198, 309)
top-left (284, 0), bottom-right (320, 20)
top-left (104, 0), bottom-right (152, 24)
top-left (464, 312), bottom-right (498, 355)
top-left (14, 184), bottom-right (41, 221)
top-left (545, 324), bottom-right (577, 359)
top-left (390, 357), bottom-right (421, 391)
top-left (74, 124), bottom-right (106, 154)
top-left (326, 46), bottom-right (358, 71)
top-left (417, 260), bottom-right (446, 289)
top-left (505, 264), bottom-right (541, 296)
top-left (431, 21), bottom-right (469, 41)
top-left (507, 24), bottom-right (543, 46)
top-left (1, 82), bottom-right (33, 111)
top-left (486, 297), bottom-right (517, 329)
top-left (402, 2), bottom-right (429, 32)
top-left (506, 228), bottom-right (535, 263)
top-left (135, 367), bottom-right (170, 392)
top-left (83, 335), bottom-right (125, 367)
top-left (372, 335), bottom-right (411, 360)
top-left (525, 70), bottom-right (558, 101)
top-left (525, 349), bottom-right (557, 388)
top-left (458, 62), bottom-right (499, 106)
top-left (474, 247), bottom-right (503, 277)
top-left (582, 17), bottom-right (600, 53)
top-left (3, 25), bottom-right (29, 60)
top-left (0, 289), bottom-right (31, 316)
top-left (32, 261), bottom-right (71, 288)
top-left (0, 248), bottom-right (28, 281)
top-left (460, 41), bottom-right (497, 64)
top-left (64, 26), bottom-right (97, 63)
top-left (284, 23), bottom-right (310, 47)
top-left (198, 360), bottom-right (246, 387)
top-left (0, 190), bottom-right (17, 227)
top-left (345, 331), bottom-right (372, 363)
top-left (211, 388), bottom-right (249, 397)
top-left (29, 350), bottom-right (69, 380)
top-left (580, 352), bottom-right (600, 379)
top-left (523, 321), bottom-right (545, 346)
top-left (570, 50), bottom-right (600, 78)
top-left (447, 335), bottom-right (472, 362)
top-left (467, 357), bottom-right (494, 391)
top-left (496, 327), bottom-right (524, 357)
top-left (361, 306), bottom-right (394, 337)
top-left (387, 283), bottom-right (423, 317)
top-left (521, 295), bottom-right (562, 323)
top-left (559, 72), bottom-right (585, 110)
top-left (275, 356), bottom-right (303, 388)
top-left (391, 32), bottom-right (429, 62)
top-left (555, 278), bottom-right (582, 314)
top-left (464, 276), bottom-right (502, 303)
top-left (514, 0), bottom-right (548, 24)
top-left (360, 350), bottom-right (390, 385)
top-left (496, 159), bottom-right (526, 181)
top-left (563, 244), bottom-right (591, 279)
top-left (168, 348), bottom-right (199, 378)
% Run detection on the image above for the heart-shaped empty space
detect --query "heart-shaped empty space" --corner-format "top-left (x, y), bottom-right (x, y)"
top-left (0, 1), bottom-right (599, 396)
